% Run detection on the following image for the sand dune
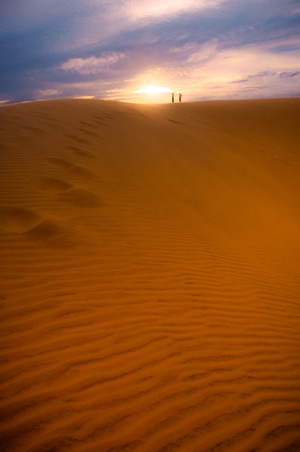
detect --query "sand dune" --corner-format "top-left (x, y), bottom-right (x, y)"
top-left (0, 98), bottom-right (300, 451)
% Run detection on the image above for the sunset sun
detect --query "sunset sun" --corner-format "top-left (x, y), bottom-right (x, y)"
top-left (135, 85), bottom-right (171, 94)
top-left (133, 85), bottom-right (172, 102)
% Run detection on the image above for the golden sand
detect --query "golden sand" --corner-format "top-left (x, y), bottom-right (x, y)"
top-left (1, 98), bottom-right (300, 451)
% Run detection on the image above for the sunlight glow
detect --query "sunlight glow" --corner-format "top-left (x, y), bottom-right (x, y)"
top-left (127, 0), bottom-right (225, 21)
top-left (73, 96), bottom-right (95, 99)
top-left (135, 85), bottom-right (171, 94)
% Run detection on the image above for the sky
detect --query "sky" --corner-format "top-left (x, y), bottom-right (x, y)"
top-left (0, 0), bottom-right (300, 104)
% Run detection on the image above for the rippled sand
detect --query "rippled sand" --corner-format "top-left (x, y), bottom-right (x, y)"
top-left (1, 98), bottom-right (300, 451)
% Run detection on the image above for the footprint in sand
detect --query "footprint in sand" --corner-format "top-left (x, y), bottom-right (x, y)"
top-left (26, 219), bottom-right (76, 249)
top-left (46, 158), bottom-right (73, 170)
top-left (58, 188), bottom-right (102, 208)
top-left (65, 134), bottom-right (90, 145)
top-left (47, 158), bottom-right (96, 179)
top-left (32, 176), bottom-right (102, 208)
top-left (0, 206), bottom-right (41, 233)
top-left (92, 115), bottom-right (109, 127)
top-left (77, 127), bottom-right (100, 138)
top-left (0, 206), bottom-right (77, 248)
top-left (22, 125), bottom-right (44, 134)
top-left (32, 176), bottom-right (72, 194)
top-left (66, 146), bottom-right (95, 158)
top-left (72, 149), bottom-right (94, 158)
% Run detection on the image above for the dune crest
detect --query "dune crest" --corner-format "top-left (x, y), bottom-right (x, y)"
top-left (0, 98), bottom-right (300, 451)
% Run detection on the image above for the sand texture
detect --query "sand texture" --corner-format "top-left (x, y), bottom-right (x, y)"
top-left (1, 98), bottom-right (300, 451)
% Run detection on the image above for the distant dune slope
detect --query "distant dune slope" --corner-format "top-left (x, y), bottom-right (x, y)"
top-left (0, 98), bottom-right (300, 451)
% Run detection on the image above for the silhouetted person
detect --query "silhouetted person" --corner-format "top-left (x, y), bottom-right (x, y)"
top-left (179, 92), bottom-right (182, 103)
top-left (172, 92), bottom-right (174, 103)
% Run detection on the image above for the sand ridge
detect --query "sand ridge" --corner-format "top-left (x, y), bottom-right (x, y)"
top-left (0, 98), bottom-right (300, 451)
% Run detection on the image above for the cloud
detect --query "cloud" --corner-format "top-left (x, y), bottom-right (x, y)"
top-left (37, 89), bottom-right (61, 98)
top-left (0, 0), bottom-right (300, 102)
top-left (280, 71), bottom-right (300, 78)
top-left (60, 53), bottom-right (125, 75)
top-left (124, 0), bottom-right (225, 21)
top-left (186, 40), bottom-right (220, 65)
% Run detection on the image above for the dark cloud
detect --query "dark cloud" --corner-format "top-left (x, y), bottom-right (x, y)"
top-left (280, 71), bottom-right (300, 78)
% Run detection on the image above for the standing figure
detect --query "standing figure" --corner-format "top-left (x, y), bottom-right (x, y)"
top-left (179, 92), bottom-right (182, 103)
top-left (172, 92), bottom-right (175, 103)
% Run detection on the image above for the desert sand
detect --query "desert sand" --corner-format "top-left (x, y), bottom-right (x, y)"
top-left (0, 98), bottom-right (300, 451)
